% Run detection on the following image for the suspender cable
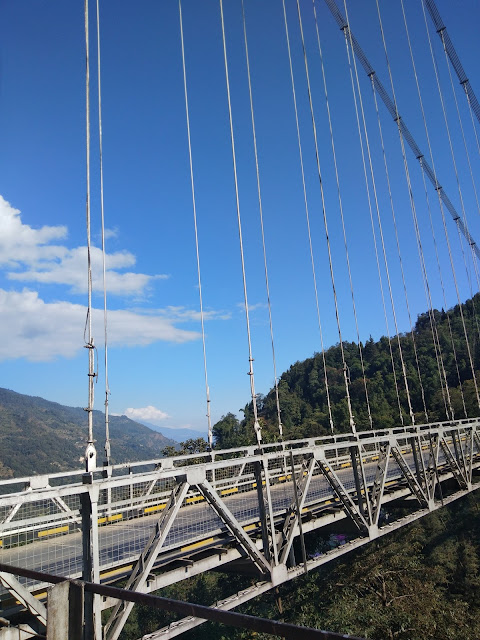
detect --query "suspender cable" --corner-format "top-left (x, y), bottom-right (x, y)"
top-left (424, 0), bottom-right (480, 128)
top-left (95, 0), bottom-right (111, 467)
top-left (219, 0), bottom-right (262, 448)
top-left (342, 7), bottom-right (404, 427)
top-left (312, 0), bottom-right (372, 429)
top-left (440, 28), bottom-right (480, 306)
top-left (369, 74), bottom-right (428, 423)
top-left (421, 0), bottom-right (480, 411)
top-left (401, 0), bottom-right (468, 418)
top-left (84, 0), bottom-right (97, 472)
top-left (322, 0), bottom-right (480, 262)
top-left (179, 1), bottom-right (213, 449)
top-left (241, 0), bottom-right (283, 440)
top-left (374, 0), bottom-right (452, 421)
top-left (296, 0), bottom-right (356, 433)
top-left (282, 0), bottom-right (334, 433)
top-left (465, 85), bottom-right (480, 160)
top-left (420, 157), bottom-right (467, 417)
top-left (428, 24), bottom-right (479, 311)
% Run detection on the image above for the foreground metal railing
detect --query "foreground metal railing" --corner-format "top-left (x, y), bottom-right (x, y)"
top-left (1, 418), bottom-right (479, 639)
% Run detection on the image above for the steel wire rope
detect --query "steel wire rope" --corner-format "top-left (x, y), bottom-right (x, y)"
top-left (440, 27), bottom-right (480, 316)
top-left (281, 0), bottom-right (334, 433)
top-left (348, 1), bottom-right (416, 426)
top-left (341, 3), bottom-right (404, 426)
top-left (464, 86), bottom-right (480, 160)
top-left (421, 6), bottom-right (477, 306)
top-left (369, 74), bottom-right (428, 423)
top-left (219, 0), bottom-right (262, 448)
top-left (421, 0), bottom-right (480, 411)
top-left (419, 155), bottom-right (467, 418)
top-left (95, 0), bottom-right (111, 466)
top-left (84, 0), bottom-right (97, 471)
top-left (322, 0), bottom-right (480, 263)
top-left (179, 1), bottom-right (213, 449)
top-left (374, 0), bottom-right (452, 421)
top-left (401, 0), bottom-right (468, 418)
top-left (296, 0), bottom-right (356, 433)
top-left (435, 27), bottom-right (480, 329)
top-left (423, 0), bottom-right (480, 129)
top-left (311, 0), bottom-right (373, 429)
top-left (240, 0), bottom-right (283, 441)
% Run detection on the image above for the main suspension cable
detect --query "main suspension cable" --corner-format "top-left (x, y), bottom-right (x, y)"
top-left (219, 0), bottom-right (262, 447)
top-left (322, 0), bottom-right (480, 262)
top-left (312, 0), bottom-right (372, 429)
top-left (423, 0), bottom-right (480, 127)
top-left (282, 0), bottom-right (334, 433)
top-left (241, 0), bottom-right (283, 440)
top-left (440, 28), bottom-right (480, 321)
top-left (179, 0), bottom-right (213, 448)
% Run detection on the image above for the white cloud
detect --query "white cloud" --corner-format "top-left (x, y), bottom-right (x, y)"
top-left (9, 245), bottom-right (168, 296)
top-left (0, 195), bottom-right (67, 266)
top-left (103, 227), bottom-right (119, 240)
top-left (0, 195), bottom-right (166, 297)
top-left (124, 406), bottom-right (170, 425)
top-left (236, 302), bottom-right (267, 313)
top-left (0, 289), bottom-right (200, 362)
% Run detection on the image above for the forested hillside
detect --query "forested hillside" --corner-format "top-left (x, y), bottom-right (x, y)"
top-left (214, 295), bottom-right (480, 448)
top-left (0, 388), bottom-right (176, 477)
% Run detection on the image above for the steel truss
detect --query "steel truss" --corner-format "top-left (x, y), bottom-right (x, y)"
top-left (0, 418), bottom-right (479, 639)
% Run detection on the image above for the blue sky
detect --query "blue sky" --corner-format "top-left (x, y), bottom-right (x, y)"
top-left (0, 0), bottom-right (479, 439)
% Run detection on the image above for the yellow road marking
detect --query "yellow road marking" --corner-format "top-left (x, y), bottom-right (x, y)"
top-left (144, 503), bottom-right (167, 514)
top-left (221, 487), bottom-right (238, 496)
top-left (181, 537), bottom-right (214, 553)
top-left (101, 564), bottom-right (133, 579)
top-left (38, 525), bottom-right (69, 538)
top-left (186, 495), bottom-right (205, 504)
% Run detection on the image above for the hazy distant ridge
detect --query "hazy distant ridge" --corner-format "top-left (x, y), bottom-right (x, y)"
top-left (0, 388), bottom-right (176, 478)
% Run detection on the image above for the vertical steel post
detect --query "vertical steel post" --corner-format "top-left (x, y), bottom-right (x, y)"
top-left (81, 481), bottom-right (101, 639)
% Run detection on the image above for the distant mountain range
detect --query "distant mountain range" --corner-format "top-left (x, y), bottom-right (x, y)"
top-left (0, 388), bottom-right (176, 478)
top-left (139, 421), bottom-right (207, 444)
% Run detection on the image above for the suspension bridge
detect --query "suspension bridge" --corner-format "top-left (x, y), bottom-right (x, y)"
top-left (1, 1), bottom-right (480, 638)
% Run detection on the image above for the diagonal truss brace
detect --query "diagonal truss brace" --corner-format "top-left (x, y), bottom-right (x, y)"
top-left (426, 434), bottom-right (442, 502)
top-left (197, 479), bottom-right (271, 576)
top-left (350, 445), bottom-right (372, 524)
top-left (440, 437), bottom-right (468, 490)
top-left (390, 446), bottom-right (428, 507)
top-left (104, 480), bottom-right (190, 640)
top-left (1, 486), bottom-right (81, 527)
top-left (316, 456), bottom-right (368, 532)
top-left (253, 460), bottom-right (278, 566)
top-left (370, 443), bottom-right (390, 525)
top-left (278, 456), bottom-right (316, 565)
top-left (0, 571), bottom-right (47, 627)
